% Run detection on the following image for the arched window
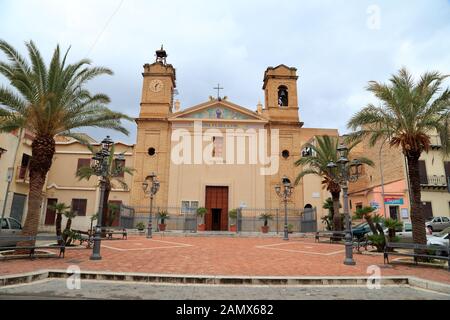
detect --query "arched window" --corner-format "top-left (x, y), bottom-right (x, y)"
top-left (304, 204), bottom-right (313, 209)
top-left (278, 85), bottom-right (288, 107)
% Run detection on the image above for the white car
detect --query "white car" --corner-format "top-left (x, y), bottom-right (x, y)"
top-left (425, 216), bottom-right (450, 232)
top-left (427, 228), bottom-right (450, 247)
top-left (0, 217), bottom-right (23, 247)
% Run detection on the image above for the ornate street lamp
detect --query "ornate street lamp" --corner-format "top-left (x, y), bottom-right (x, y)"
top-left (142, 172), bottom-right (160, 239)
top-left (275, 176), bottom-right (294, 241)
top-left (327, 144), bottom-right (363, 266)
top-left (90, 136), bottom-right (114, 261)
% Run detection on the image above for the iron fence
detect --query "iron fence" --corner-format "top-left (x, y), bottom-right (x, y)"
top-left (118, 205), bottom-right (317, 233)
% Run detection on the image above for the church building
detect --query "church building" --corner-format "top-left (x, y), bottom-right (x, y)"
top-left (129, 48), bottom-right (339, 231)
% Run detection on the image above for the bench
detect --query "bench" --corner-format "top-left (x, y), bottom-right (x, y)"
top-left (315, 231), bottom-right (346, 243)
top-left (352, 236), bottom-right (373, 253)
top-left (384, 242), bottom-right (450, 271)
top-left (0, 235), bottom-right (65, 259)
top-left (101, 227), bottom-right (127, 240)
top-left (72, 229), bottom-right (94, 248)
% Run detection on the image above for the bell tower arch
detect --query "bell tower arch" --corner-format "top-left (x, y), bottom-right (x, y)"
top-left (262, 65), bottom-right (300, 123)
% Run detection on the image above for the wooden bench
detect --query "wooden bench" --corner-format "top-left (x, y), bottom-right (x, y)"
top-left (384, 242), bottom-right (450, 271)
top-left (315, 231), bottom-right (346, 243)
top-left (0, 235), bottom-right (65, 258)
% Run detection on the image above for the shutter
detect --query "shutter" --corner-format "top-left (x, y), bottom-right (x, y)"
top-left (418, 161), bottom-right (428, 185)
top-left (422, 202), bottom-right (433, 220)
top-left (444, 162), bottom-right (450, 179)
top-left (77, 159), bottom-right (91, 172)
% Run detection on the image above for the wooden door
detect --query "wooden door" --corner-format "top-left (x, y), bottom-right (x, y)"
top-left (44, 198), bottom-right (58, 225)
top-left (422, 202), bottom-right (433, 221)
top-left (205, 186), bottom-right (229, 231)
top-left (108, 200), bottom-right (122, 227)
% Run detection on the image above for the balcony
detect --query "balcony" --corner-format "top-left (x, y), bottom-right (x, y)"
top-left (429, 135), bottom-right (442, 150)
top-left (16, 165), bottom-right (30, 183)
top-left (420, 175), bottom-right (447, 190)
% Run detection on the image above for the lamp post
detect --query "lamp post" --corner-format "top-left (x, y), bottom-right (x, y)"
top-left (327, 144), bottom-right (362, 266)
top-left (142, 172), bottom-right (160, 239)
top-left (275, 176), bottom-right (294, 241)
top-left (90, 136), bottom-right (114, 261)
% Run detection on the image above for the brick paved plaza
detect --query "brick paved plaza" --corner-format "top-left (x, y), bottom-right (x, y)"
top-left (1, 236), bottom-right (449, 285)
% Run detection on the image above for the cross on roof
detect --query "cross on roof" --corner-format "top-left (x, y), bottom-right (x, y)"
top-left (213, 83), bottom-right (224, 100)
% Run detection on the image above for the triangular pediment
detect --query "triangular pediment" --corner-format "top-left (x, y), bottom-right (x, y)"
top-left (170, 100), bottom-right (267, 122)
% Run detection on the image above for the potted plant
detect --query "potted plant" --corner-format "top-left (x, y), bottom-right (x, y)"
top-left (259, 213), bottom-right (273, 233)
top-left (197, 207), bottom-right (207, 231)
top-left (157, 210), bottom-right (169, 231)
top-left (229, 209), bottom-right (238, 232)
top-left (288, 224), bottom-right (294, 234)
top-left (136, 222), bottom-right (146, 233)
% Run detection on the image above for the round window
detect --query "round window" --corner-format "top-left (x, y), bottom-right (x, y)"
top-left (282, 150), bottom-right (290, 159)
top-left (148, 148), bottom-right (156, 156)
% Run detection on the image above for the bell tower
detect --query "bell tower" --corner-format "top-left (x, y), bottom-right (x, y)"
top-left (131, 46), bottom-right (175, 211)
top-left (139, 46), bottom-right (176, 119)
top-left (262, 65), bottom-right (300, 123)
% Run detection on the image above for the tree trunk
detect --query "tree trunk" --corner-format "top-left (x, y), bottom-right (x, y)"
top-left (365, 216), bottom-right (378, 235)
top-left (19, 135), bottom-right (55, 248)
top-left (406, 153), bottom-right (427, 245)
top-left (55, 213), bottom-right (62, 245)
top-left (331, 192), bottom-right (342, 231)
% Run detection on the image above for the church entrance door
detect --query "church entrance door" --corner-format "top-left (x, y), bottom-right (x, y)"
top-left (205, 186), bottom-right (229, 231)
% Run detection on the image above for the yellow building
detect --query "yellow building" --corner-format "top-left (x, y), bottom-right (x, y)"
top-left (348, 132), bottom-right (450, 221)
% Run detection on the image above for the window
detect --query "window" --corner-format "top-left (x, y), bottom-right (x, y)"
top-left (442, 217), bottom-right (449, 222)
top-left (9, 218), bottom-right (21, 230)
top-left (77, 158), bottom-right (91, 172)
top-left (148, 148), bottom-right (156, 156)
top-left (1, 219), bottom-right (7, 229)
top-left (181, 201), bottom-right (199, 214)
top-left (356, 203), bottom-right (363, 211)
top-left (212, 137), bottom-right (223, 158)
top-left (19, 154), bottom-right (31, 179)
top-left (282, 150), bottom-right (290, 159)
top-left (418, 160), bottom-right (428, 184)
top-left (71, 199), bottom-right (87, 216)
top-left (114, 159), bottom-right (126, 178)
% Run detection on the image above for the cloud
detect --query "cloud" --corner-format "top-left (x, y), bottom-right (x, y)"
top-left (1, 0), bottom-right (449, 143)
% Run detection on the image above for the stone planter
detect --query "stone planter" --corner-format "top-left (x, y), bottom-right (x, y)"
top-left (198, 224), bottom-right (206, 231)
top-left (230, 225), bottom-right (237, 232)
top-left (158, 224), bottom-right (167, 231)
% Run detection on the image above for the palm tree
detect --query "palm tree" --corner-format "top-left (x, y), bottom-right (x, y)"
top-left (62, 210), bottom-right (77, 245)
top-left (0, 40), bottom-right (131, 242)
top-left (295, 135), bottom-right (373, 231)
top-left (347, 68), bottom-right (450, 245)
top-left (48, 202), bottom-right (71, 243)
top-left (76, 144), bottom-right (134, 227)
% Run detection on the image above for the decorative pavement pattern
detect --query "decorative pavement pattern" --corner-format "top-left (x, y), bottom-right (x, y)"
top-left (0, 236), bottom-right (449, 285)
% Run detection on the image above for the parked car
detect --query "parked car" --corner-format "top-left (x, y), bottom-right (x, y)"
top-left (0, 217), bottom-right (23, 247)
top-left (427, 227), bottom-right (450, 247)
top-left (425, 216), bottom-right (450, 232)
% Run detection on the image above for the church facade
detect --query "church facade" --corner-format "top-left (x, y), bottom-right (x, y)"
top-left (129, 49), bottom-right (339, 231)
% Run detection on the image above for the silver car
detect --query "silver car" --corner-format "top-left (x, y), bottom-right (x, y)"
top-left (0, 217), bottom-right (23, 247)
top-left (425, 216), bottom-right (450, 232)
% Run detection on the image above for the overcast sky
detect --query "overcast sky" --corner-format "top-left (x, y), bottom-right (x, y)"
top-left (1, 0), bottom-right (449, 144)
